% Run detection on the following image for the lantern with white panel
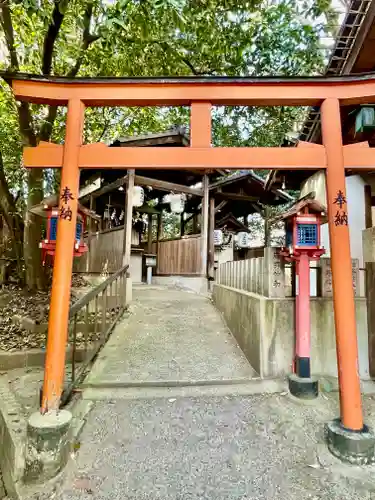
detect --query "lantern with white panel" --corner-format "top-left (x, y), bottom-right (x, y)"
top-left (214, 229), bottom-right (223, 246)
top-left (133, 186), bottom-right (144, 208)
top-left (236, 231), bottom-right (251, 249)
top-left (169, 193), bottom-right (185, 214)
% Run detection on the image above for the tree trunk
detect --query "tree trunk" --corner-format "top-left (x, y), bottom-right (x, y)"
top-left (0, 216), bottom-right (5, 285)
top-left (0, 152), bottom-right (24, 282)
top-left (24, 169), bottom-right (45, 290)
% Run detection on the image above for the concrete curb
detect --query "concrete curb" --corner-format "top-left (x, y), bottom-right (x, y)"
top-left (0, 346), bottom-right (96, 371)
top-left (81, 378), bottom-right (289, 401)
top-left (0, 375), bottom-right (27, 499)
top-left (81, 377), bottom-right (261, 389)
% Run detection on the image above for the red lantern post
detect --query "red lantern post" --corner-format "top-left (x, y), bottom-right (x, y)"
top-left (279, 204), bottom-right (325, 398)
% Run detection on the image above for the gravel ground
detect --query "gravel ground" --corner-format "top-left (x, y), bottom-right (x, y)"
top-left (0, 275), bottom-right (91, 351)
top-left (54, 393), bottom-right (375, 500)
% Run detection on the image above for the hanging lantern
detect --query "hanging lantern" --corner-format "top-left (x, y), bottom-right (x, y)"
top-left (236, 232), bottom-right (251, 248)
top-left (133, 186), bottom-right (144, 208)
top-left (169, 194), bottom-right (185, 214)
top-left (214, 229), bottom-right (223, 246)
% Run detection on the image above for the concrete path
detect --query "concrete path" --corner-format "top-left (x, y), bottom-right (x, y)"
top-left (52, 287), bottom-right (375, 500)
top-left (84, 287), bottom-right (255, 386)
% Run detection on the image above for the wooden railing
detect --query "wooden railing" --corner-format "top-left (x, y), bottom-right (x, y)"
top-left (61, 264), bottom-right (129, 406)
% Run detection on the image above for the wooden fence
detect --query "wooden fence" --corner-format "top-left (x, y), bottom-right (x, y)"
top-left (75, 228), bottom-right (202, 276)
top-left (219, 257), bottom-right (266, 295)
top-left (217, 251), bottom-right (363, 298)
top-left (74, 226), bottom-right (138, 274)
top-left (217, 248), bottom-right (286, 298)
top-left (145, 235), bottom-right (202, 275)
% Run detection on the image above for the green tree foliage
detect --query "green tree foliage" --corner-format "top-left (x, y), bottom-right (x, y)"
top-left (0, 0), bottom-right (339, 286)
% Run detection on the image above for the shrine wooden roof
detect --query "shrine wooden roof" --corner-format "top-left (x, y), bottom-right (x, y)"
top-left (80, 128), bottom-right (204, 188)
top-left (215, 213), bottom-right (250, 233)
top-left (80, 130), bottom-right (293, 218)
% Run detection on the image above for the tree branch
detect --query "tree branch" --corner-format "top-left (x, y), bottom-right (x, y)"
top-left (38, 106), bottom-right (58, 142)
top-left (97, 108), bottom-right (111, 142)
top-left (152, 40), bottom-right (216, 76)
top-left (39, 3), bottom-right (99, 141)
top-left (67, 3), bottom-right (100, 77)
top-left (0, 0), bottom-right (19, 70)
top-left (0, 1), bottom-right (37, 146)
top-left (42, 1), bottom-right (67, 75)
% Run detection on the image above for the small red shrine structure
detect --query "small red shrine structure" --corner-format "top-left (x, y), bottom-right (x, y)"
top-left (29, 193), bottom-right (100, 265)
top-left (276, 194), bottom-right (326, 398)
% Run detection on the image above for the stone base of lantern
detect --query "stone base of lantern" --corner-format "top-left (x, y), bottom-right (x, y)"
top-left (288, 373), bottom-right (319, 400)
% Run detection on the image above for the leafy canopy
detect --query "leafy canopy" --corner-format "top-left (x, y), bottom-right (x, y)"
top-left (0, 0), bottom-right (338, 187)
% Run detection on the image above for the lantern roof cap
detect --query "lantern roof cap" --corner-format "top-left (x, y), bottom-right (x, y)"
top-left (29, 193), bottom-right (101, 220)
top-left (271, 192), bottom-right (327, 223)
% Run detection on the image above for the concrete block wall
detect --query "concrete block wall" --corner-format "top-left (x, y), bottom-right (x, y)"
top-left (213, 284), bottom-right (369, 380)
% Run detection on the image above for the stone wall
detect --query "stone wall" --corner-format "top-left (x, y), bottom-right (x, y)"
top-left (363, 227), bottom-right (375, 263)
top-left (213, 284), bottom-right (369, 379)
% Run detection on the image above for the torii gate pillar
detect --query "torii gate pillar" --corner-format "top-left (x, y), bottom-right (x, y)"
top-left (322, 98), bottom-right (375, 463)
top-left (41, 99), bottom-right (84, 413)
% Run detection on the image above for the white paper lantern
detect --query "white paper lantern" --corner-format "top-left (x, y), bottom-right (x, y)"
top-left (133, 186), bottom-right (144, 208)
top-left (236, 231), bottom-right (251, 248)
top-left (169, 194), bottom-right (185, 214)
top-left (214, 229), bottom-right (223, 246)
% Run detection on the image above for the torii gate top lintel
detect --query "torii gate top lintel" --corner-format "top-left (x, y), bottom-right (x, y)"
top-left (7, 71), bottom-right (375, 106)
top-left (7, 71), bottom-right (375, 172)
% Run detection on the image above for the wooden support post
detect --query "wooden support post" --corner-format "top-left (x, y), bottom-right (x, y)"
top-left (208, 197), bottom-right (215, 280)
top-left (89, 195), bottom-right (96, 233)
top-left (157, 212), bottom-right (162, 242)
top-left (180, 213), bottom-right (185, 237)
top-left (264, 206), bottom-right (271, 247)
top-left (86, 195), bottom-right (96, 273)
top-left (41, 99), bottom-right (84, 413)
top-left (192, 213), bottom-right (198, 234)
top-left (365, 185), bottom-right (372, 229)
top-left (147, 213), bottom-right (153, 254)
top-left (321, 98), bottom-right (363, 431)
top-left (123, 169), bottom-right (134, 266)
top-left (201, 174), bottom-right (209, 277)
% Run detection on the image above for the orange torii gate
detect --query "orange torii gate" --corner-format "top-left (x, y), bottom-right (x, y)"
top-left (8, 73), bottom-right (375, 457)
